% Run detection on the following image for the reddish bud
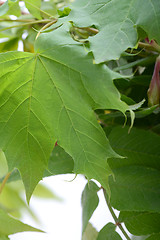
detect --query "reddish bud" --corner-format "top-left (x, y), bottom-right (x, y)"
top-left (55, 141), bottom-right (58, 147)
top-left (148, 55), bottom-right (160, 106)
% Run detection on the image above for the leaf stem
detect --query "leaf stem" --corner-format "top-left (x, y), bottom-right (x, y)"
top-left (0, 19), bottom-right (53, 32)
top-left (36, 19), bottom-right (57, 39)
top-left (0, 18), bottom-right (51, 22)
top-left (103, 188), bottom-right (131, 240)
top-left (0, 172), bottom-right (11, 195)
top-left (138, 42), bottom-right (160, 53)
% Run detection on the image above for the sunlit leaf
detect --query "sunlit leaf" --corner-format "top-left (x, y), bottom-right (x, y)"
top-left (0, 24), bottom-right (128, 200)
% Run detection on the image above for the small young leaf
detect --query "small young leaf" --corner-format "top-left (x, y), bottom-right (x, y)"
top-left (81, 181), bottom-right (99, 233)
top-left (82, 223), bottom-right (98, 240)
top-left (24, 0), bottom-right (42, 19)
top-left (96, 223), bottom-right (122, 240)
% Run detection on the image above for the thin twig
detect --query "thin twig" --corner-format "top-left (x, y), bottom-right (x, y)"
top-left (36, 19), bottom-right (57, 39)
top-left (103, 188), bottom-right (132, 240)
top-left (138, 42), bottom-right (160, 53)
top-left (0, 172), bottom-right (11, 195)
top-left (0, 19), bottom-right (53, 32)
top-left (0, 18), bottom-right (51, 22)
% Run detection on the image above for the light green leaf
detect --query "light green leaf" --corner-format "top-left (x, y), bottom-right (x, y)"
top-left (0, 1), bottom-right (9, 16)
top-left (24, 0), bottom-right (42, 19)
top-left (81, 181), bottom-right (99, 233)
top-left (0, 209), bottom-right (42, 235)
top-left (132, 237), bottom-right (148, 240)
top-left (82, 223), bottom-right (98, 240)
top-left (33, 183), bottom-right (61, 200)
top-left (66, 0), bottom-right (160, 63)
top-left (0, 38), bottom-right (19, 52)
top-left (119, 211), bottom-right (160, 236)
top-left (109, 166), bottom-right (160, 212)
top-left (0, 150), bottom-right (8, 178)
top-left (96, 223), bottom-right (122, 240)
top-left (0, 24), bottom-right (128, 200)
top-left (7, 0), bottom-right (21, 17)
top-left (0, 235), bottom-right (10, 240)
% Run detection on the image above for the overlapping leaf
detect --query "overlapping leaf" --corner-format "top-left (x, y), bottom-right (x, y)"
top-left (0, 24), bottom-right (128, 200)
top-left (119, 211), bottom-right (160, 236)
top-left (81, 181), bottom-right (99, 233)
top-left (96, 223), bottom-right (122, 240)
top-left (108, 127), bottom-right (160, 212)
top-left (66, 0), bottom-right (160, 63)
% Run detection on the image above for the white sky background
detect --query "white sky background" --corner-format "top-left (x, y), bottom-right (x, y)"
top-left (9, 174), bottom-right (115, 240)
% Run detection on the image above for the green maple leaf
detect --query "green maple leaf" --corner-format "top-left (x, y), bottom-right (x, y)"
top-left (0, 24), bottom-right (128, 201)
top-left (66, 0), bottom-right (160, 63)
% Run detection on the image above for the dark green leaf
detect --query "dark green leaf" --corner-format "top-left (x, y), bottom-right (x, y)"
top-left (81, 181), bottom-right (99, 233)
top-left (145, 234), bottom-right (160, 240)
top-left (96, 223), bottom-right (122, 240)
top-left (108, 126), bottom-right (160, 170)
top-left (119, 211), bottom-right (160, 235)
top-left (109, 166), bottom-right (160, 212)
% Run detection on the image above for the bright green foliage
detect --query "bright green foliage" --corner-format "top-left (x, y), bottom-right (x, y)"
top-left (96, 223), bottom-right (122, 240)
top-left (7, 0), bottom-right (21, 17)
top-left (0, 0), bottom-right (160, 239)
top-left (0, 209), bottom-right (42, 238)
top-left (0, 150), bottom-right (8, 178)
top-left (0, 235), bottom-right (9, 240)
top-left (81, 181), bottom-right (99, 233)
top-left (66, 0), bottom-right (160, 62)
top-left (24, 0), bottom-right (42, 19)
top-left (0, 23), bottom-right (128, 201)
